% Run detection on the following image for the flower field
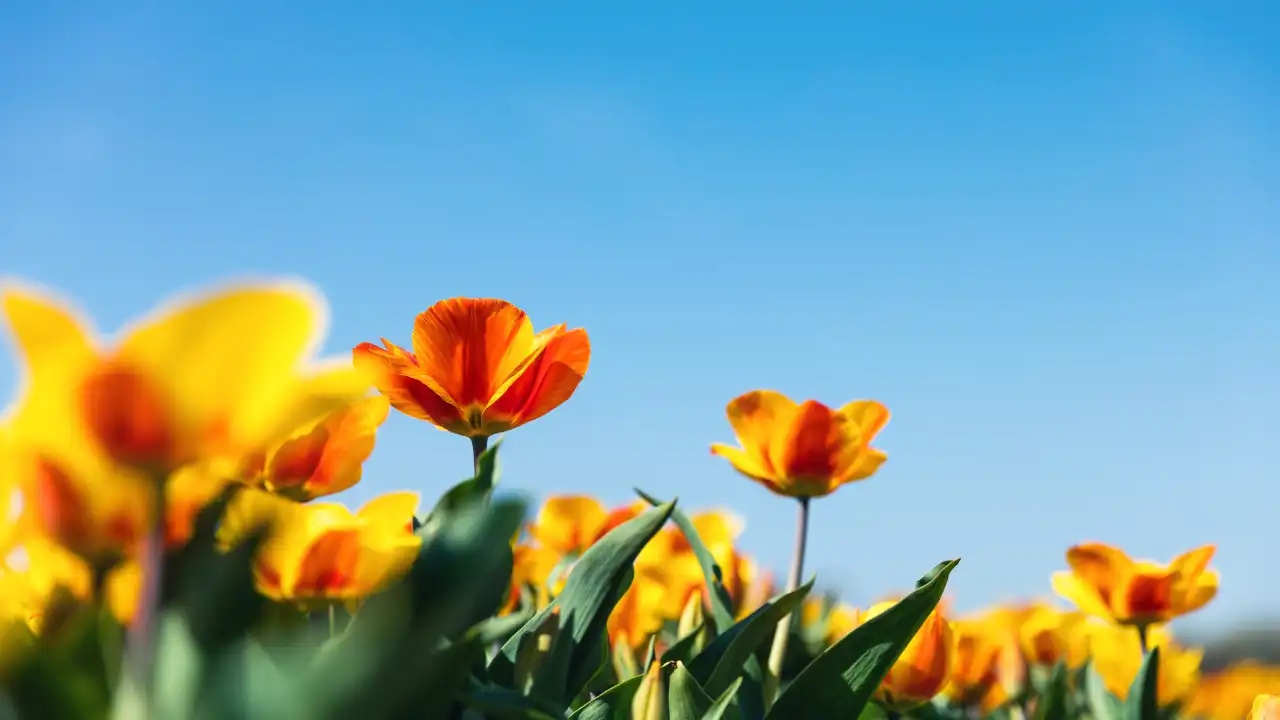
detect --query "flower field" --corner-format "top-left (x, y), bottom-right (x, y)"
top-left (0, 280), bottom-right (1275, 719)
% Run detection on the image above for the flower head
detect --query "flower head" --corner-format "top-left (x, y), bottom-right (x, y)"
top-left (711, 390), bottom-right (888, 498)
top-left (865, 601), bottom-right (954, 712)
top-left (1052, 542), bottom-right (1218, 626)
top-left (354, 298), bottom-right (590, 437)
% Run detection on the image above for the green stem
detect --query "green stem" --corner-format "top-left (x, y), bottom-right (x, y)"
top-left (328, 605), bottom-right (337, 639)
top-left (470, 435), bottom-right (489, 475)
top-left (126, 479), bottom-right (168, 707)
top-left (1137, 623), bottom-right (1149, 654)
top-left (765, 496), bottom-right (811, 707)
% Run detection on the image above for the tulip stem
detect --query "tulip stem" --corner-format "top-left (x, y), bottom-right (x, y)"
top-left (1137, 623), bottom-right (1149, 654)
top-left (471, 435), bottom-right (488, 475)
top-left (126, 479), bottom-right (167, 704)
top-left (765, 496), bottom-right (810, 707)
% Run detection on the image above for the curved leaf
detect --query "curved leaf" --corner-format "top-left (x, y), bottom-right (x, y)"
top-left (1123, 647), bottom-right (1161, 720)
top-left (690, 579), bottom-right (814, 698)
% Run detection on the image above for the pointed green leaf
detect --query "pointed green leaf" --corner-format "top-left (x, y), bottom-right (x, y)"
top-left (661, 625), bottom-right (706, 666)
top-left (491, 501), bottom-right (676, 703)
top-left (767, 559), bottom-right (959, 720)
top-left (636, 489), bottom-right (736, 633)
top-left (465, 685), bottom-right (564, 719)
top-left (418, 441), bottom-right (502, 537)
top-left (1123, 646), bottom-right (1161, 720)
top-left (568, 674), bottom-right (646, 720)
top-left (704, 677), bottom-right (745, 720)
top-left (1085, 662), bottom-right (1123, 720)
top-left (669, 662), bottom-right (715, 720)
top-left (690, 579), bottom-right (814, 698)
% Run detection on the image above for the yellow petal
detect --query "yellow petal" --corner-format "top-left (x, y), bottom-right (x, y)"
top-left (357, 491), bottom-right (419, 538)
top-left (1051, 571), bottom-right (1114, 620)
top-left (723, 390), bottom-right (799, 474)
top-left (529, 495), bottom-right (606, 555)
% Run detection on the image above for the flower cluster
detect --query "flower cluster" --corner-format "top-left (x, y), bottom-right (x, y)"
top-left (0, 279), bottom-right (1271, 720)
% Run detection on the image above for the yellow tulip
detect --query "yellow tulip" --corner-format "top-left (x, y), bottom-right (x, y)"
top-left (227, 490), bottom-right (421, 604)
top-left (607, 571), bottom-right (669, 650)
top-left (1, 281), bottom-right (370, 476)
top-left (863, 601), bottom-right (955, 712)
top-left (1188, 662), bottom-right (1280, 720)
top-left (711, 390), bottom-right (888, 498)
top-left (1052, 542), bottom-right (1218, 626)
top-left (1251, 695), bottom-right (1280, 720)
top-left (527, 496), bottom-right (645, 557)
top-left (243, 396), bottom-right (390, 502)
top-left (505, 543), bottom-right (560, 614)
top-left (1018, 602), bottom-right (1091, 668)
top-left (943, 618), bottom-right (1006, 712)
top-left (1088, 624), bottom-right (1201, 707)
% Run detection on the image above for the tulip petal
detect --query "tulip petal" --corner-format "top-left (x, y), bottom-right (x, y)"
top-left (357, 491), bottom-right (420, 538)
top-left (484, 327), bottom-right (590, 432)
top-left (1065, 543), bottom-right (1131, 606)
top-left (838, 400), bottom-right (891, 443)
top-left (710, 443), bottom-right (782, 494)
top-left (1117, 569), bottom-right (1179, 622)
top-left (410, 298), bottom-right (534, 408)
top-left (723, 390), bottom-right (798, 476)
top-left (1051, 571), bottom-right (1114, 620)
top-left (529, 495), bottom-right (606, 555)
top-left (773, 401), bottom-right (858, 496)
top-left (353, 341), bottom-right (464, 430)
top-left (1170, 544), bottom-right (1216, 579)
top-left (115, 283), bottom-right (339, 458)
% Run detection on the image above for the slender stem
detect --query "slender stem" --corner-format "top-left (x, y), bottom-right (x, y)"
top-left (126, 479), bottom-right (168, 702)
top-left (1137, 623), bottom-right (1149, 655)
top-left (328, 605), bottom-right (337, 639)
top-left (765, 496), bottom-right (811, 706)
top-left (470, 435), bottom-right (489, 475)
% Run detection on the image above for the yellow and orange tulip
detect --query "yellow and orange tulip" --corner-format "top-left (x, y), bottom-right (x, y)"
top-left (711, 390), bottom-right (888, 498)
top-left (1088, 623), bottom-right (1201, 708)
top-left (244, 396), bottom-right (390, 501)
top-left (943, 618), bottom-right (1006, 712)
top-left (527, 496), bottom-right (643, 557)
top-left (353, 298), bottom-right (590, 438)
top-left (1017, 602), bottom-right (1091, 668)
top-left (1052, 542), bottom-right (1218, 626)
top-left (864, 601), bottom-right (954, 712)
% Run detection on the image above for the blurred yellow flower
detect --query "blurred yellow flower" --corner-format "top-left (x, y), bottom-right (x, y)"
top-left (1052, 542), bottom-right (1218, 626)
top-left (608, 571), bottom-right (670, 650)
top-left (1018, 602), bottom-right (1090, 668)
top-left (635, 509), bottom-right (743, 620)
top-left (527, 496), bottom-right (644, 557)
top-left (1188, 662), bottom-right (1280, 720)
top-left (863, 601), bottom-right (954, 712)
top-left (1, 281), bottom-right (371, 477)
top-left (943, 618), bottom-right (1007, 712)
top-left (505, 543), bottom-right (560, 614)
top-left (353, 298), bottom-right (590, 438)
top-left (1251, 694), bottom-right (1280, 720)
top-left (226, 489), bottom-right (421, 604)
top-left (711, 390), bottom-right (888, 498)
top-left (1088, 624), bottom-right (1201, 707)
top-left (243, 396), bottom-right (390, 502)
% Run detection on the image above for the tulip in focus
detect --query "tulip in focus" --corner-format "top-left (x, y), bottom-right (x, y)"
top-left (864, 601), bottom-right (954, 712)
top-left (711, 390), bottom-right (889, 498)
top-left (243, 396), bottom-right (391, 502)
top-left (1088, 623), bottom-right (1201, 708)
top-left (1052, 542), bottom-right (1218, 627)
top-left (354, 298), bottom-right (590, 438)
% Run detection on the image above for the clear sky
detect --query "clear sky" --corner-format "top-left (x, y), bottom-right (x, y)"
top-left (2, 3), bottom-right (1277, 634)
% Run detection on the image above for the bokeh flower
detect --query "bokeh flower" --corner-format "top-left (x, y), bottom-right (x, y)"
top-left (1251, 695), bottom-right (1280, 720)
top-left (1017, 602), bottom-right (1091, 668)
top-left (1088, 623), bottom-right (1201, 708)
top-left (243, 396), bottom-right (390, 501)
top-left (1189, 662), bottom-right (1280, 720)
top-left (1052, 542), bottom-right (1218, 626)
top-left (711, 390), bottom-right (888, 498)
top-left (527, 496), bottom-right (644, 557)
top-left (943, 617), bottom-right (1006, 712)
top-left (354, 298), bottom-right (590, 438)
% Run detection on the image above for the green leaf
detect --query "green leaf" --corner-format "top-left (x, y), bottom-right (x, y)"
top-left (767, 559), bottom-right (960, 720)
top-left (1123, 647), bottom-right (1161, 720)
top-left (690, 579), bottom-right (814, 699)
top-left (1085, 662), bottom-right (1122, 720)
top-left (669, 662), bottom-right (715, 720)
top-left (491, 501), bottom-right (676, 704)
top-left (568, 674), bottom-right (645, 720)
top-left (661, 625), bottom-right (706, 666)
top-left (465, 685), bottom-right (563, 719)
top-left (704, 677), bottom-right (745, 720)
top-left (1032, 661), bottom-right (1070, 720)
top-left (471, 607), bottom-right (536, 647)
top-left (635, 489), bottom-right (736, 633)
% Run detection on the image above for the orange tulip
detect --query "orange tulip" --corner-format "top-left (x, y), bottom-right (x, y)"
top-left (353, 298), bottom-right (590, 438)
top-left (1051, 542), bottom-right (1218, 626)
top-left (527, 496), bottom-right (644, 557)
top-left (943, 618), bottom-right (1006, 711)
top-left (865, 602), bottom-right (955, 712)
top-left (244, 396), bottom-right (390, 501)
top-left (710, 390), bottom-right (888, 498)
top-left (1018, 603), bottom-right (1090, 668)
top-left (1251, 695), bottom-right (1280, 720)
top-left (505, 543), bottom-right (560, 613)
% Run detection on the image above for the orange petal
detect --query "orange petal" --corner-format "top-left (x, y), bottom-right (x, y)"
top-left (529, 495), bottom-right (607, 556)
top-left (353, 341), bottom-right (464, 431)
top-left (1116, 569), bottom-right (1178, 623)
top-left (293, 529), bottom-right (362, 597)
top-left (484, 327), bottom-right (590, 433)
top-left (771, 401), bottom-right (847, 496)
top-left (710, 444), bottom-right (783, 494)
top-left (410, 298), bottom-right (534, 409)
top-left (1170, 545), bottom-right (1216, 579)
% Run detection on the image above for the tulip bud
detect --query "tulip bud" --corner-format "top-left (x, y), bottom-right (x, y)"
top-left (632, 660), bottom-right (668, 720)
top-left (867, 602), bottom-right (954, 712)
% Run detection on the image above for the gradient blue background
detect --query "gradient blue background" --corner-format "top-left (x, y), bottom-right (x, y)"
top-left (2, 3), bottom-right (1276, 634)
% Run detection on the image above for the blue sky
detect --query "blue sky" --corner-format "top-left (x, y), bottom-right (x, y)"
top-left (2, 3), bottom-right (1277, 634)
